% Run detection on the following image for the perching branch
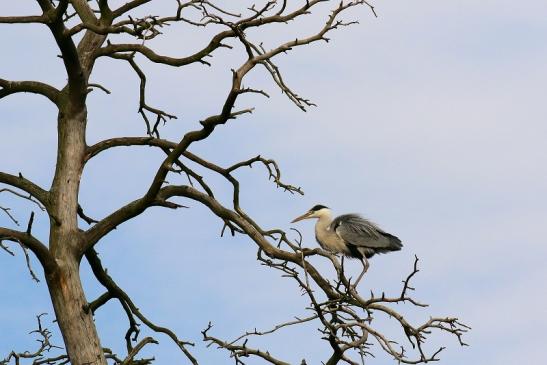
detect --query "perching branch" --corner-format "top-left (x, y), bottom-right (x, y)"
top-left (156, 184), bottom-right (468, 364)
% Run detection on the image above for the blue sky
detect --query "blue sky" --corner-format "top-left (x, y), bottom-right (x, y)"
top-left (1, 1), bottom-right (547, 364)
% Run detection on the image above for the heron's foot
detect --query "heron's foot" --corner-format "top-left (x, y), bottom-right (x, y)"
top-left (344, 276), bottom-right (359, 293)
top-left (347, 282), bottom-right (360, 295)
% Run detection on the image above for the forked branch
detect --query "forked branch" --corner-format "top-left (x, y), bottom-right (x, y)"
top-left (0, 314), bottom-right (63, 365)
top-left (85, 248), bottom-right (198, 365)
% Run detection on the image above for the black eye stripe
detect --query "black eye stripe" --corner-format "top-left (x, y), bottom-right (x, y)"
top-left (310, 204), bottom-right (329, 212)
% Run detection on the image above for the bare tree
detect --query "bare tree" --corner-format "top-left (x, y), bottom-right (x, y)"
top-left (0, 1), bottom-right (469, 364)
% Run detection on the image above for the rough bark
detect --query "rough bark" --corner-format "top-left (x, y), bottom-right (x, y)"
top-left (45, 253), bottom-right (106, 365)
top-left (46, 106), bottom-right (107, 364)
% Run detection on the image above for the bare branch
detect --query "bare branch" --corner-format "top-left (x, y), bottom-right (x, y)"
top-left (112, 0), bottom-right (153, 18)
top-left (0, 78), bottom-right (60, 104)
top-left (0, 172), bottom-right (52, 218)
top-left (77, 204), bottom-right (98, 225)
top-left (0, 15), bottom-right (47, 24)
top-left (107, 53), bottom-right (177, 137)
top-left (203, 323), bottom-right (290, 365)
top-left (19, 238), bottom-right (41, 283)
top-left (34, 0), bottom-right (88, 106)
top-left (158, 184), bottom-right (468, 364)
top-left (86, 136), bottom-right (302, 195)
top-left (96, 31), bottom-right (233, 66)
top-left (228, 314), bottom-right (319, 346)
top-left (69, 0), bottom-right (99, 23)
top-left (120, 337), bottom-right (158, 365)
top-left (159, 185), bottom-right (338, 298)
top-left (0, 227), bottom-right (55, 274)
top-left (87, 82), bottom-right (111, 94)
top-left (1, 314), bottom-right (63, 365)
top-left (0, 187), bottom-right (46, 211)
top-left (0, 206), bottom-right (18, 226)
top-left (85, 248), bottom-right (198, 364)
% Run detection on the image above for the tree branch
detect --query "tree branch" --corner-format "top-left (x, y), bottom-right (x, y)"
top-left (0, 226), bottom-right (55, 277)
top-left (107, 53), bottom-right (177, 137)
top-left (35, 0), bottom-right (87, 106)
top-left (1, 314), bottom-right (63, 365)
top-left (0, 78), bottom-right (60, 104)
top-left (0, 188), bottom-right (46, 227)
top-left (112, 0), bottom-right (153, 18)
top-left (0, 172), bottom-right (51, 213)
top-left (85, 248), bottom-right (198, 364)
top-left (157, 184), bottom-right (469, 363)
top-left (70, 0), bottom-right (99, 23)
top-left (0, 15), bottom-right (47, 24)
top-left (96, 31), bottom-right (233, 66)
top-left (202, 323), bottom-right (290, 365)
top-left (159, 184), bottom-right (338, 298)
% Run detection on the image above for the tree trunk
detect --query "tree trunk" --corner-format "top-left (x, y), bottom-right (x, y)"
top-left (46, 105), bottom-right (107, 364)
top-left (46, 253), bottom-right (107, 365)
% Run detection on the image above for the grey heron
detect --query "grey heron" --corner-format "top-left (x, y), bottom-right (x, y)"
top-left (291, 205), bottom-right (402, 286)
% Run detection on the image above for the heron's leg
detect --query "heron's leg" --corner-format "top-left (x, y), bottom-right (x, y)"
top-left (341, 255), bottom-right (345, 274)
top-left (353, 256), bottom-right (370, 288)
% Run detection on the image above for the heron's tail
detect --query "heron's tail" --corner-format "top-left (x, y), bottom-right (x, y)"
top-left (380, 231), bottom-right (403, 251)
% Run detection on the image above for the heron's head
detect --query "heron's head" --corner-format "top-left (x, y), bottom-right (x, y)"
top-left (291, 204), bottom-right (331, 223)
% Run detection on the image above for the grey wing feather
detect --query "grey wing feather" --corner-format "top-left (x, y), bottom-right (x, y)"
top-left (331, 214), bottom-right (402, 251)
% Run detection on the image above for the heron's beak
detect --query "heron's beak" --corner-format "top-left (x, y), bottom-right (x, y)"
top-left (291, 211), bottom-right (312, 223)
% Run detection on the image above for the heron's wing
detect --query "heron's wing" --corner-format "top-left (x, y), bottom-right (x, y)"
top-left (331, 214), bottom-right (402, 250)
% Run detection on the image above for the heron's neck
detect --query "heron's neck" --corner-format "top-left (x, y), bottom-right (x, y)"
top-left (314, 211), bottom-right (335, 251)
top-left (315, 211), bottom-right (333, 231)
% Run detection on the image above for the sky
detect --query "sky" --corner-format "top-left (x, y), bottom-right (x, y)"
top-left (1, 0), bottom-right (547, 364)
